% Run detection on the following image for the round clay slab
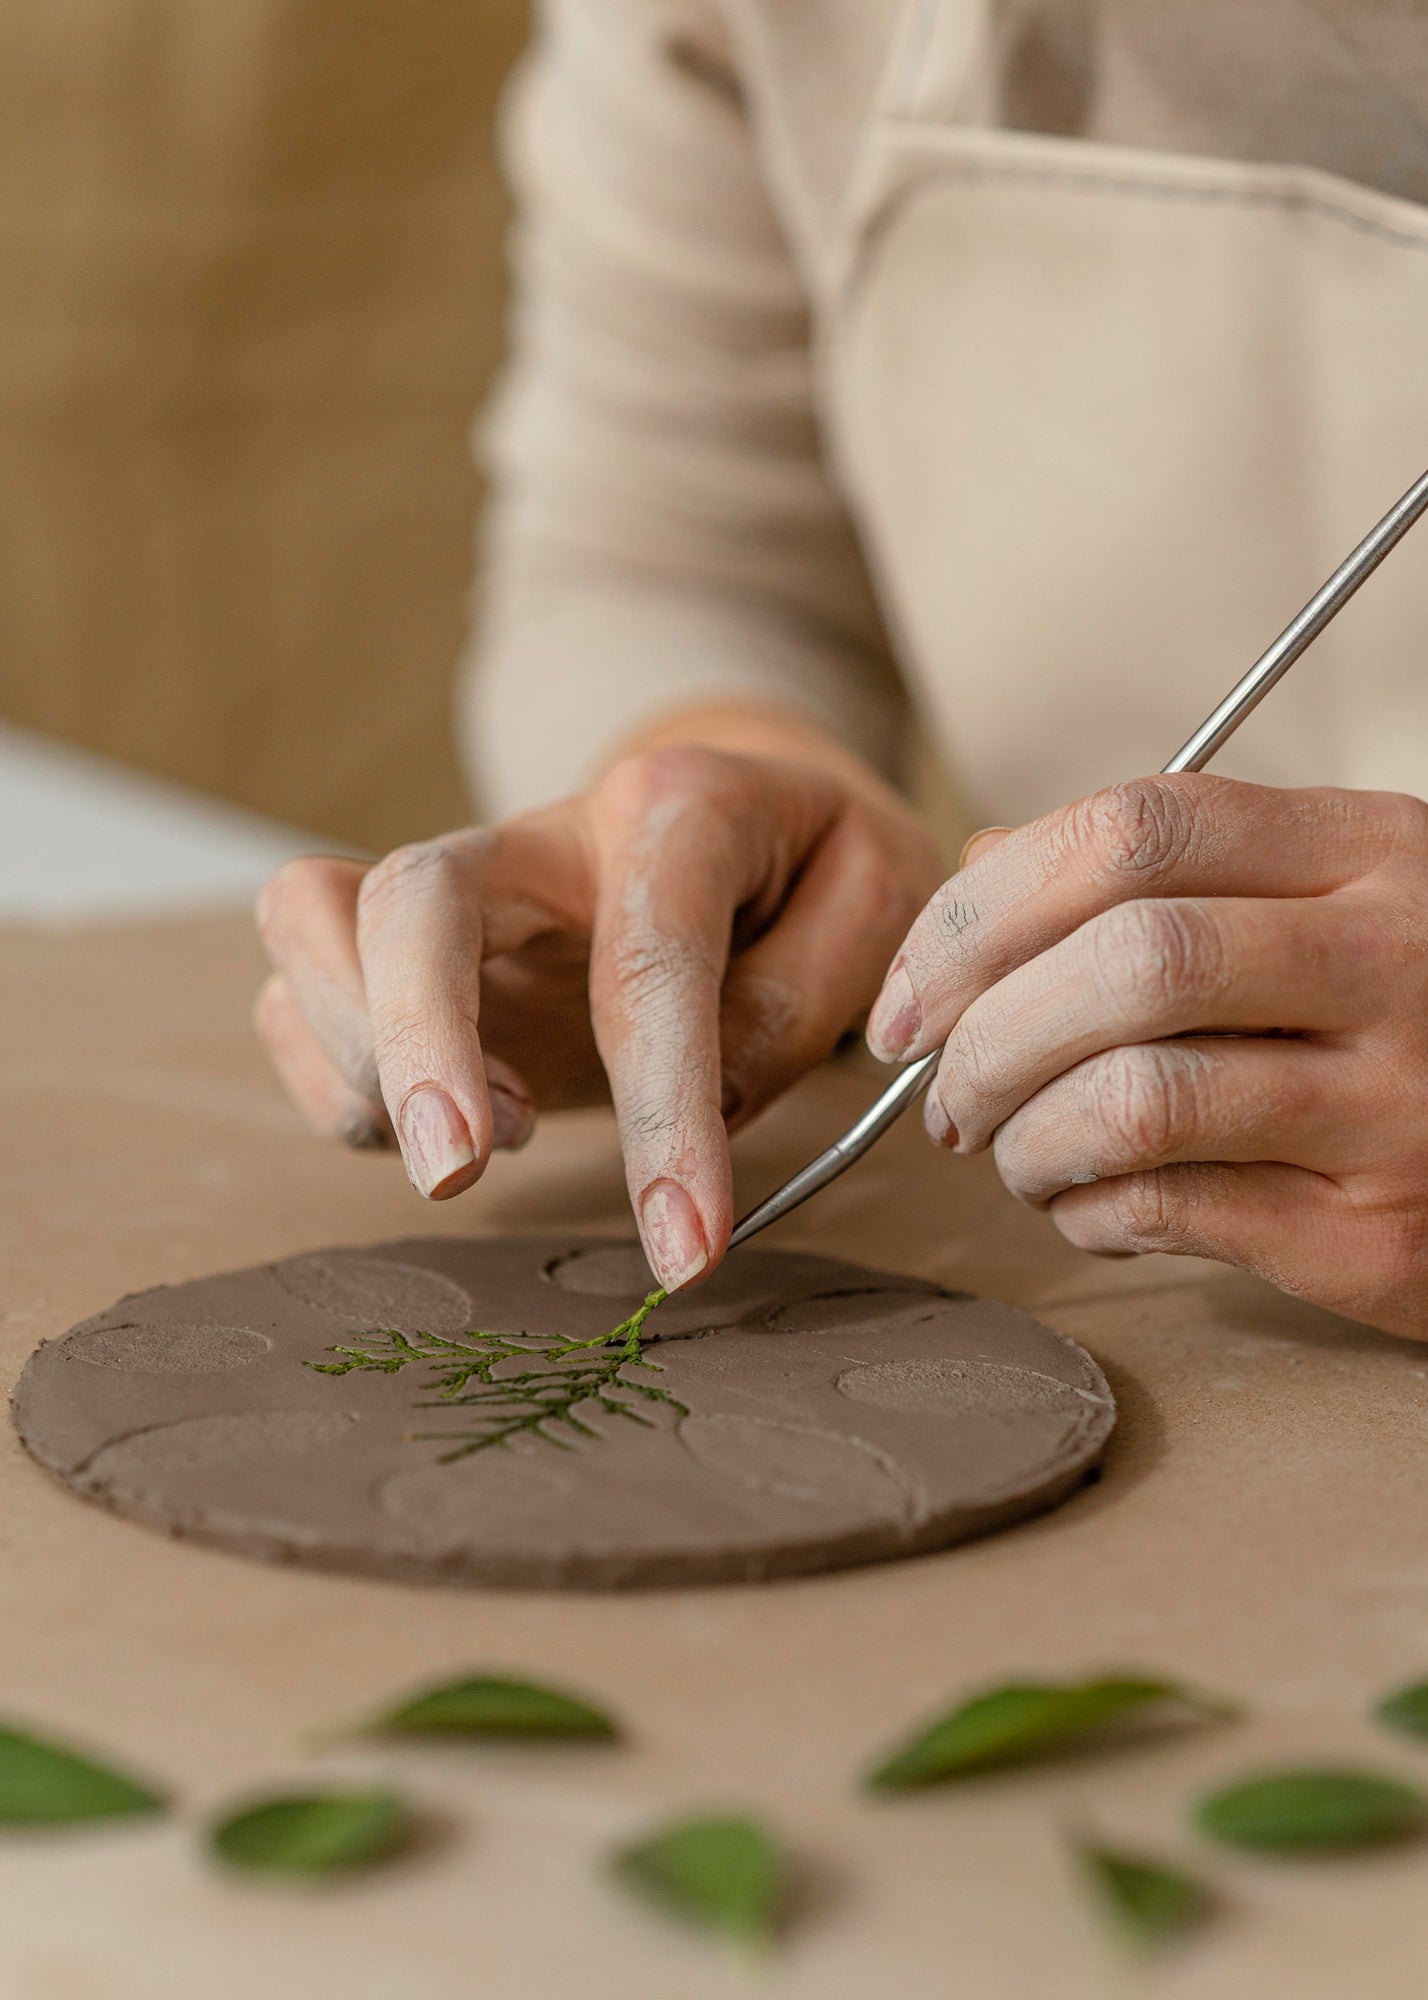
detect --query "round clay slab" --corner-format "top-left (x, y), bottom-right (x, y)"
top-left (11, 1236), bottom-right (1115, 1589)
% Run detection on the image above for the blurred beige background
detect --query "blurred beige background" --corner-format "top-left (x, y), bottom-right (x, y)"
top-left (0, 0), bottom-right (528, 854)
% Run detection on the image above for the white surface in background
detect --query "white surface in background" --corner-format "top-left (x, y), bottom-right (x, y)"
top-left (0, 723), bottom-right (332, 921)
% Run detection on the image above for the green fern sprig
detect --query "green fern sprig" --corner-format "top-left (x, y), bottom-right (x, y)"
top-left (547, 1287), bottom-right (668, 1363)
top-left (306, 1288), bottom-right (677, 1462)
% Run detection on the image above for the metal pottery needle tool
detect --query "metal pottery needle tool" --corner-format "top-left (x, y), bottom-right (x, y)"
top-left (727, 463), bottom-right (1428, 1253)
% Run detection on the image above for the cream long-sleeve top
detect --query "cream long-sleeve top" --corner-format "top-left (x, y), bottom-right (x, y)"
top-left (461, 0), bottom-right (1428, 827)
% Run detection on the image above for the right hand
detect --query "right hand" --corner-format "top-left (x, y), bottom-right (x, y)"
top-left (254, 711), bottom-right (942, 1292)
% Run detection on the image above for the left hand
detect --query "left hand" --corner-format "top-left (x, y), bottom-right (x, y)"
top-left (865, 774), bottom-right (1428, 1338)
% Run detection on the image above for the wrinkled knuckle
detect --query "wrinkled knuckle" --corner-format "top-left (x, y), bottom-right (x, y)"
top-left (356, 840), bottom-right (463, 928)
top-left (596, 932), bottom-right (714, 1017)
top-left (1077, 778), bottom-right (1199, 881)
top-left (1092, 897), bottom-right (1220, 1019)
top-left (1094, 1043), bottom-right (1190, 1165)
top-left (1103, 1169), bottom-right (1190, 1249)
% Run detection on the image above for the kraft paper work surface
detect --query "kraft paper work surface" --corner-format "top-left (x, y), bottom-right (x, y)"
top-left (3, 913), bottom-right (1427, 1999)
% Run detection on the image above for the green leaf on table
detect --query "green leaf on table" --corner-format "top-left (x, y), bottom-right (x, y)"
top-left (1195, 1768), bottom-right (1428, 1853)
top-left (865, 1676), bottom-right (1235, 1792)
top-left (1373, 1679), bottom-right (1428, 1741)
top-left (612, 1814), bottom-right (787, 1947)
top-left (364, 1674), bottom-right (617, 1742)
top-left (209, 1789), bottom-right (411, 1877)
top-left (0, 1722), bottom-right (167, 1826)
top-left (1073, 1837), bottom-right (1216, 1948)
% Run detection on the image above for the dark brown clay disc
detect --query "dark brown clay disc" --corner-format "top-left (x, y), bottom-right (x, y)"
top-left (11, 1236), bottom-right (1115, 1589)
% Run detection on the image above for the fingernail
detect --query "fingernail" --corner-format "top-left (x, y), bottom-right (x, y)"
top-left (639, 1179), bottom-right (709, 1292)
top-left (398, 1086), bottom-right (477, 1198)
top-left (489, 1082), bottom-right (536, 1152)
top-left (867, 963), bottom-right (921, 1062)
top-left (924, 1092), bottom-right (958, 1148)
top-left (957, 826), bottom-right (1013, 870)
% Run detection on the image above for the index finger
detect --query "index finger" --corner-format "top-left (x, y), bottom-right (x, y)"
top-left (867, 776), bottom-right (1379, 1064)
top-left (588, 796), bottom-right (737, 1294)
top-left (588, 754), bottom-right (839, 1292)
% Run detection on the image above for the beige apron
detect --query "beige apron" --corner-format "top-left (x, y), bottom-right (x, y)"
top-left (826, 0), bottom-right (1428, 828)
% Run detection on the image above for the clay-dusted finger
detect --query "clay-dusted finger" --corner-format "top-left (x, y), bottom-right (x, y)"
top-left (1048, 1158), bottom-right (1347, 1279)
top-left (933, 892), bottom-right (1374, 1152)
top-left (587, 750), bottom-right (841, 1289)
top-left (992, 1035), bottom-right (1357, 1206)
top-left (868, 777), bottom-right (1388, 1065)
top-left (1053, 1156), bottom-right (1428, 1337)
top-left (253, 973), bottom-right (393, 1148)
top-left (255, 855), bottom-right (381, 1099)
top-left (588, 799), bottom-right (734, 1289)
top-left (354, 824), bottom-right (580, 1199)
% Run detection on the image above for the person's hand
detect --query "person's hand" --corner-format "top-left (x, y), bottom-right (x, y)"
top-left (255, 708), bottom-right (942, 1293)
top-left (866, 774), bottom-right (1428, 1338)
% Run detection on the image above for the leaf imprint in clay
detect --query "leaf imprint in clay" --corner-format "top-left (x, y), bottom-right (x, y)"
top-left (84, 1408), bottom-right (359, 1483)
top-left (13, 1236), bottom-right (1116, 1590)
top-left (677, 1415), bottom-right (916, 1519)
top-left (837, 1355), bottom-right (1106, 1419)
top-left (64, 1321), bottom-right (272, 1373)
top-left (270, 1254), bottom-right (475, 1334)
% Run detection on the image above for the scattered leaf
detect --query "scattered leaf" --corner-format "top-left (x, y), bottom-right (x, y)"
top-left (1195, 1768), bottom-right (1428, 1853)
top-left (865, 1676), bottom-right (1234, 1792)
top-left (365, 1674), bottom-right (617, 1742)
top-left (1373, 1679), bottom-right (1428, 1742)
top-left (0, 1722), bottom-right (166, 1826)
top-left (612, 1814), bottom-right (787, 1947)
top-left (1074, 1836), bottom-right (1216, 1948)
top-left (209, 1789), bottom-right (410, 1877)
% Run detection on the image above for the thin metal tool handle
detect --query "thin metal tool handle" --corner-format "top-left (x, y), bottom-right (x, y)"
top-left (727, 1057), bottom-right (935, 1249)
top-left (1164, 465), bottom-right (1428, 776)
top-left (727, 464), bottom-right (1428, 1253)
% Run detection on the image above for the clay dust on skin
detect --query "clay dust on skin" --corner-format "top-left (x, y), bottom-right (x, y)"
top-left (284, 963), bottom-right (383, 1104)
top-left (609, 793), bottom-right (714, 1292)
